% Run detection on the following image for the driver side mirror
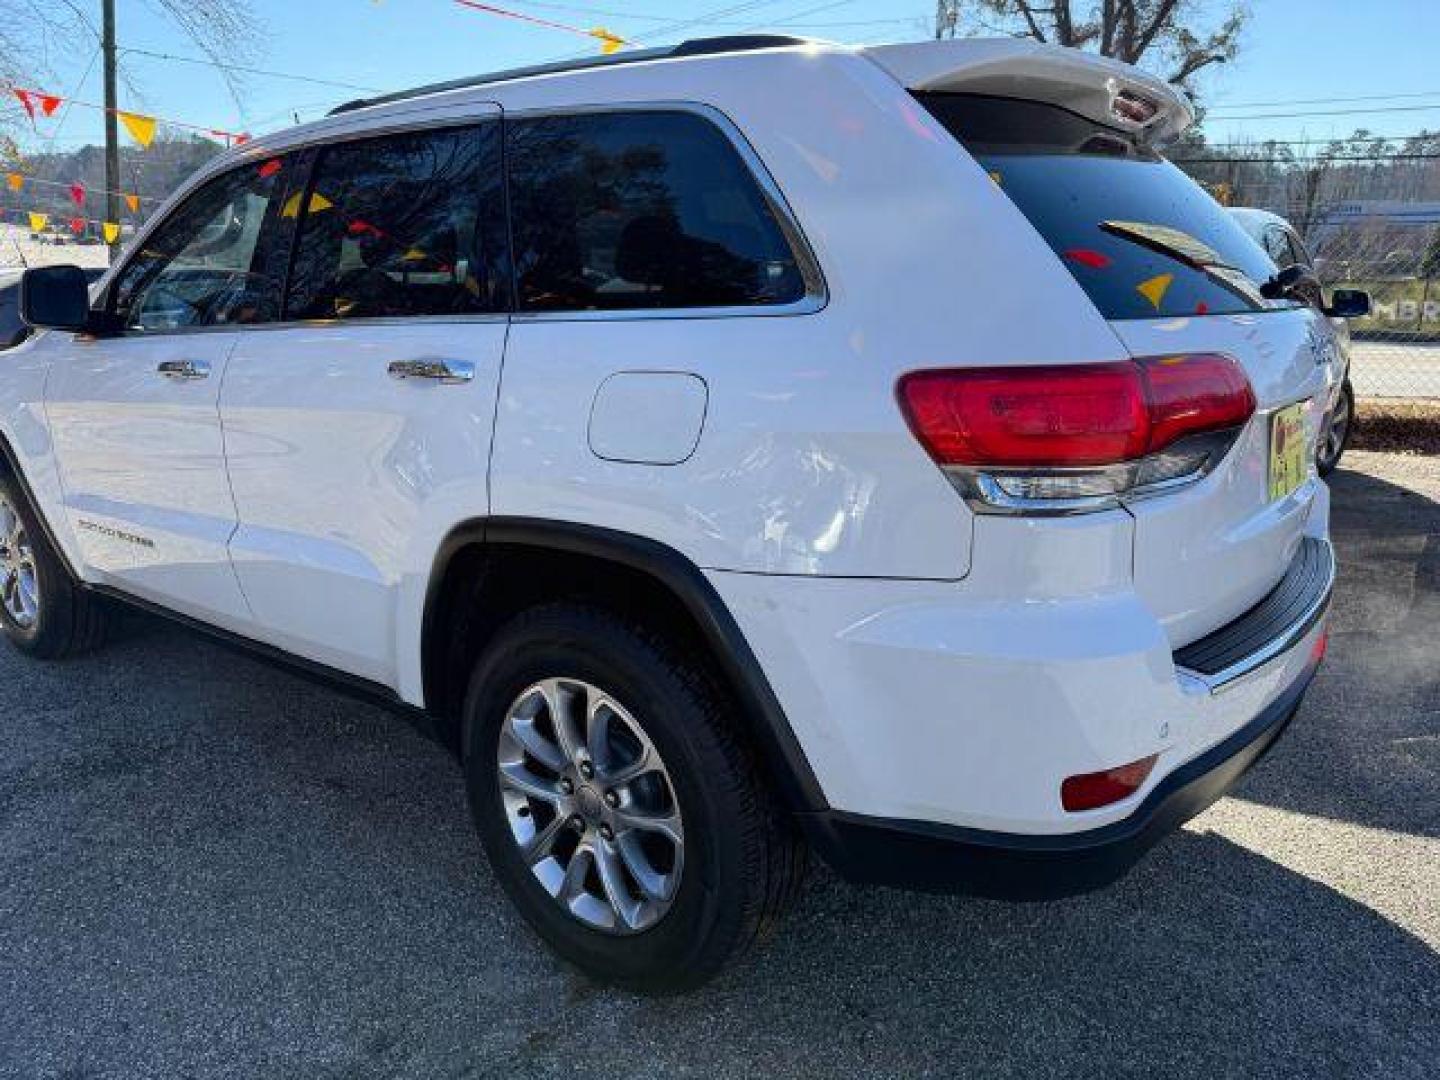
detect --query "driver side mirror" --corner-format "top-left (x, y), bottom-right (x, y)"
top-left (1325, 288), bottom-right (1371, 319)
top-left (20, 265), bottom-right (93, 332)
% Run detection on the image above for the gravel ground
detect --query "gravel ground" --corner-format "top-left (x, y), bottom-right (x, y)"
top-left (0, 452), bottom-right (1436, 1079)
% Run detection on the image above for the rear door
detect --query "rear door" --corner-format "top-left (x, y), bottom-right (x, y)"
top-left (917, 93), bottom-right (1330, 645)
top-left (219, 115), bottom-right (509, 683)
top-left (44, 156), bottom-right (291, 624)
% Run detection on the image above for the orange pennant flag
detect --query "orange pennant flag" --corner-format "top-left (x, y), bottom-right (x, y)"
top-left (118, 110), bottom-right (158, 149)
top-left (124, 193), bottom-right (140, 213)
top-left (6, 172), bottom-right (22, 192)
top-left (590, 27), bottom-right (626, 54)
top-left (102, 221), bottom-right (121, 245)
top-left (27, 212), bottom-right (48, 232)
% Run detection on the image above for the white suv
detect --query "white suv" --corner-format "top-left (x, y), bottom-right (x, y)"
top-left (1, 36), bottom-right (1336, 991)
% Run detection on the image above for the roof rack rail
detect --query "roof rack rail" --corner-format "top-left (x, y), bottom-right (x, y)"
top-left (328, 35), bottom-right (815, 117)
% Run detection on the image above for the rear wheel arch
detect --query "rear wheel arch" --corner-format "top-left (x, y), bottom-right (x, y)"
top-left (420, 517), bottom-right (828, 814)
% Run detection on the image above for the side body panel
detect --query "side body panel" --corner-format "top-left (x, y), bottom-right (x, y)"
top-left (221, 319), bottom-right (506, 686)
top-left (44, 330), bottom-right (253, 624)
top-left (488, 50), bottom-right (1126, 581)
top-left (0, 334), bottom-right (83, 572)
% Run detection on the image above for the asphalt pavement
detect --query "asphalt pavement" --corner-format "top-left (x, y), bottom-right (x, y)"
top-left (1, 452), bottom-right (1436, 1079)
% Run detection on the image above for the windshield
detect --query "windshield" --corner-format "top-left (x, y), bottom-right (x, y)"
top-left (916, 93), bottom-right (1293, 320)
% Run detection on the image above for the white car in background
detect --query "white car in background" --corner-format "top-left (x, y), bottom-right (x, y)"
top-left (1229, 206), bottom-right (1366, 474)
top-left (2, 36), bottom-right (1345, 991)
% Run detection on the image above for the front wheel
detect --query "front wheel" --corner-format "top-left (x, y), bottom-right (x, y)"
top-left (1317, 379), bottom-right (1354, 477)
top-left (461, 603), bottom-right (805, 993)
top-left (0, 468), bottom-right (108, 658)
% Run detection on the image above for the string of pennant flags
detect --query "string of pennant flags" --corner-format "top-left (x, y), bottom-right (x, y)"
top-left (8, 86), bottom-right (251, 148)
top-left (451, 0), bottom-right (628, 54)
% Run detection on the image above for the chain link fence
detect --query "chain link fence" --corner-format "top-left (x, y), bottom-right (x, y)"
top-left (1308, 204), bottom-right (1440, 401)
top-left (1178, 144), bottom-right (1440, 405)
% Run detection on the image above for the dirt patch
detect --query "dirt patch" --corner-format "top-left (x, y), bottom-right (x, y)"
top-left (1352, 399), bottom-right (1440, 455)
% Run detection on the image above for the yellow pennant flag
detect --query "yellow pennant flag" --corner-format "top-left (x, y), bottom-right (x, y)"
top-left (590, 27), bottom-right (625, 54)
top-left (103, 221), bottom-right (121, 245)
top-left (6, 172), bottom-right (22, 192)
top-left (118, 110), bottom-right (158, 149)
top-left (1136, 272), bottom-right (1174, 311)
top-left (27, 212), bottom-right (47, 232)
top-left (281, 190), bottom-right (334, 219)
top-left (124, 192), bottom-right (140, 213)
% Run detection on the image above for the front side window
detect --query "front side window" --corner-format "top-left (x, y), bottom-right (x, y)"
top-left (284, 124), bottom-right (506, 320)
top-left (110, 157), bottom-right (289, 331)
top-left (507, 110), bottom-right (808, 312)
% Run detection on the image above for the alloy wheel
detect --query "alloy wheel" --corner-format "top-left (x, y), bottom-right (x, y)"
top-left (0, 494), bottom-right (39, 629)
top-left (497, 677), bottom-right (684, 935)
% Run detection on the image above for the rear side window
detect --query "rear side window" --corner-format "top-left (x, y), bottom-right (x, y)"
top-left (917, 94), bottom-right (1294, 320)
top-left (285, 124), bottom-right (507, 320)
top-left (506, 110), bottom-right (808, 312)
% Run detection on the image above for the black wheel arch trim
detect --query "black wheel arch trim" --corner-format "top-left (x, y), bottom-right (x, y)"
top-left (423, 516), bottom-right (830, 814)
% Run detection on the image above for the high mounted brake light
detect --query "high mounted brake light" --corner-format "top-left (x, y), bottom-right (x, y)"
top-left (897, 355), bottom-right (1255, 514)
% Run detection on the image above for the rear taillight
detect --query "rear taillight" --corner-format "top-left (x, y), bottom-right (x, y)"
top-left (897, 354), bottom-right (1255, 514)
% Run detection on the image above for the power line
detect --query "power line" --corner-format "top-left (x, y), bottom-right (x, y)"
top-left (118, 46), bottom-right (382, 94)
top-left (1209, 89), bottom-right (1440, 110)
top-left (1211, 103), bottom-right (1440, 121)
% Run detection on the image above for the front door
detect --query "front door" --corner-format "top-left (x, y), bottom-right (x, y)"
top-left (220, 116), bottom-right (509, 684)
top-left (45, 154), bottom-right (293, 625)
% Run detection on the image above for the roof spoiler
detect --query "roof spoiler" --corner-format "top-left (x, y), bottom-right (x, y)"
top-left (863, 39), bottom-right (1194, 145)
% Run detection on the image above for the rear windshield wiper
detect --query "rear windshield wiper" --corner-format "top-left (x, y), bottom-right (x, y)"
top-left (1100, 220), bottom-right (1264, 305)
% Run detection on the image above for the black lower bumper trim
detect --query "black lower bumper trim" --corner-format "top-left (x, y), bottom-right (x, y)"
top-left (799, 660), bottom-right (1318, 900)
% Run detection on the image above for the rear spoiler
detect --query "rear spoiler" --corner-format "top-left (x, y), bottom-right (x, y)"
top-left (863, 39), bottom-right (1194, 146)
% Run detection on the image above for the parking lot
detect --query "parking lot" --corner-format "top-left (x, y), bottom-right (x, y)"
top-left (0, 451), bottom-right (1435, 1079)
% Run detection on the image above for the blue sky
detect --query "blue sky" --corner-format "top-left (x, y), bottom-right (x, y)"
top-left (18, 0), bottom-right (1440, 154)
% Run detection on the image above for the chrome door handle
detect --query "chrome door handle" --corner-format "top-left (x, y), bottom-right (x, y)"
top-left (387, 359), bottom-right (475, 385)
top-left (156, 359), bottom-right (210, 381)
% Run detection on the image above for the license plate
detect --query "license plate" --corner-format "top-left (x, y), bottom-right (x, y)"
top-left (1268, 402), bottom-right (1308, 503)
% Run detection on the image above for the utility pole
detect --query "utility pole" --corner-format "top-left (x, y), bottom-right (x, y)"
top-left (936, 0), bottom-right (960, 39)
top-left (102, 0), bottom-right (120, 261)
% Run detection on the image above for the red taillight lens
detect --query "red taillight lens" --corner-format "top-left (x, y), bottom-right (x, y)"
top-left (1061, 754), bottom-right (1158, 813)
top-left (1138, 354), bottom-right (1257, 454)
top-left (897, 354), bottom-right (1254, 468)
top-left (898, 363), bottom-right (1148, 467)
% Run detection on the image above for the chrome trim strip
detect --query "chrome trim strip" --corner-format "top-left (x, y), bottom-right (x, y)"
top-left (1176, 538), bottom-right (1335, 694)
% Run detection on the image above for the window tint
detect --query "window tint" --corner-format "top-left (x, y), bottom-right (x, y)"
top-left (110, 157), bottom-right (288, 331)
top-left (285, 125), bottom-right (505, 320)
top-left (507, 111), bottom-right (807, 312)
top-left (917, 94), bottom-right (1296, 320)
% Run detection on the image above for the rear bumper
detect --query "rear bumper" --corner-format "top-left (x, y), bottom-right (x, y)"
top-left (799, 657), bottom-right (1317, 899)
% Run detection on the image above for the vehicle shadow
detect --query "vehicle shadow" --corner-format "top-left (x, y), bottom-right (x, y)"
top-left (1231, 463), bottom-right (1439, 840)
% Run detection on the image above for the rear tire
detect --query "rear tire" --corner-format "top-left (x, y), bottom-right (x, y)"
top-left (0, 467), bottom-right (108, 659)
top-left (461, 602), bottom-right (805, 993)
top-left (1316, 379), bottom-right (1353, 477)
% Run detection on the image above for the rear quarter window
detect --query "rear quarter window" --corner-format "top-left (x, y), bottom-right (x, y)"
top-left (917, 94), bottom-right (1294, 321)
top-left (506, 110), bottom-right (809, 313)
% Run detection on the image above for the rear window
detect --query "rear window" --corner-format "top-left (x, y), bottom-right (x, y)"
top-left (917, 94), bottom-right (1293, 320)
